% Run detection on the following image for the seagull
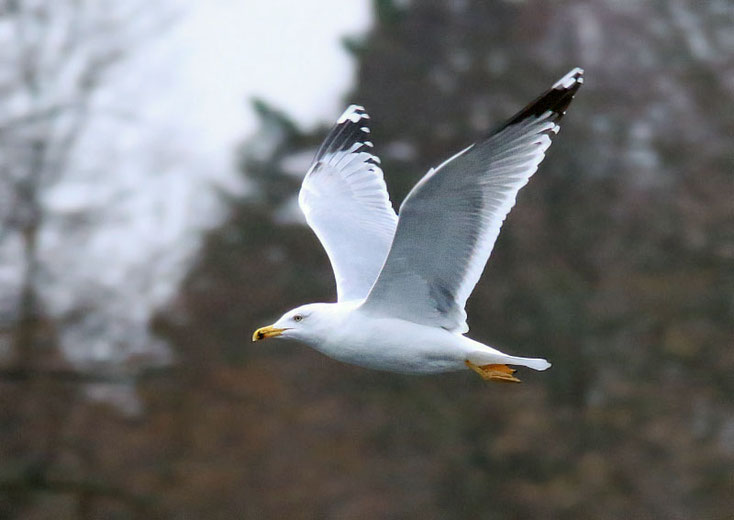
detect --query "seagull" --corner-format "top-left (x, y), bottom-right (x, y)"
top-left (253, 68), bottom-right (583, 383)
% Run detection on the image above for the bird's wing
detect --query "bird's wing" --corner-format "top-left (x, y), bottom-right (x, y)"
top-left (361, 68), bottom-right (584, 332)
top-left (299, 105), bottom-right (398, 302)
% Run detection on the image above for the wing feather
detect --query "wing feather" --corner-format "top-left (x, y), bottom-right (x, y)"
top-left (298, 105), bottom-right (398, 302)
top-left (361, 68), bottom-right (584, 332)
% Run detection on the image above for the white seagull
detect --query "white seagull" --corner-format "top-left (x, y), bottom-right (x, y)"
top-left (253, 68), bottom-right (583, 383)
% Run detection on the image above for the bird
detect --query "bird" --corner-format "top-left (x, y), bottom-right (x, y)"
top-left (253, 68), bottom-right (583, 383)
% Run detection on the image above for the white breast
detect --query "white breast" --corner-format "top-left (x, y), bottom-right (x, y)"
top-left (312, 307), bottom-right (469, 374)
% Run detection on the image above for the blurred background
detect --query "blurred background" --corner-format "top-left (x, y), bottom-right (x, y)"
top-left (1, 0), bottom-right (732, 518)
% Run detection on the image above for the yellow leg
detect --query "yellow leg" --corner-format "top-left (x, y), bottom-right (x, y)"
top-left (465, 360), bottom-right (522, 383)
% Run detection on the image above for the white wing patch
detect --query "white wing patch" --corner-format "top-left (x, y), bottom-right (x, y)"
top-left (299, 105), bottom-right (398, 302)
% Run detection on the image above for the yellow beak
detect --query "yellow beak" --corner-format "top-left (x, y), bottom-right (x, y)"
top-left (252, 325), bottom-right (287, 342)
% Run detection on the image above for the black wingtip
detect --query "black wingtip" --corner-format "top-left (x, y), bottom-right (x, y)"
top-left (314, 105), bottom-right (374, 163)
top-left (501, 67), bottom-right (584, 130)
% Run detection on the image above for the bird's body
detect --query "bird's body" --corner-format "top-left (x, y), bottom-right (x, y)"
top-left (289, 301), bottom-right (549, 375)
top-left (253, 68), bottom-right (583, 383)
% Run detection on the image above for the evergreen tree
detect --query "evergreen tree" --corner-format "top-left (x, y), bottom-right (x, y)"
top-left (154, 1), bottom-right (733, 517)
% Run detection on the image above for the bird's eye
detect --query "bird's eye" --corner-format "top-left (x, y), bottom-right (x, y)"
top-left (293, 314), bottom-right (303, 322)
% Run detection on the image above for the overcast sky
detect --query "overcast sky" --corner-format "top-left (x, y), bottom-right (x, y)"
top-left (140, 0), bottom-right (372, 181)
top-left (36, 0), bottom-right (372, 369)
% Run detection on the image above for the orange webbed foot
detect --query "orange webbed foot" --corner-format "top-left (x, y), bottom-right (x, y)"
top-left (465, 360), bottom-right (522, 383)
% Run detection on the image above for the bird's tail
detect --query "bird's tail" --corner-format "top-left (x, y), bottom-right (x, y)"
top-left (466, 346), bottom-right (551, 371)
top-left (501, 355), bottom-right (551, 371)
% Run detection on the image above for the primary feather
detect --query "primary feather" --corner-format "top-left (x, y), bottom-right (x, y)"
top-left (298, 105), bottom-right (397, 302)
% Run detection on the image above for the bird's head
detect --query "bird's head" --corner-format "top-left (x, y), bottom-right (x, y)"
top-left (252, 303), bottom-right (333, 344)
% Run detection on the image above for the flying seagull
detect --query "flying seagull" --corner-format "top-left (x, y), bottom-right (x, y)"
top-left (253, 68), bottom-right (583, 383)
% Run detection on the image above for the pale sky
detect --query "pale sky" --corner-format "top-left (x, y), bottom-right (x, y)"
top-left (37, 0), bottom-right (373, 367)
top-left (139, 0), bottom-right (373, 178)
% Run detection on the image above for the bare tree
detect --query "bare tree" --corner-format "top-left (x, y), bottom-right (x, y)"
top-left (0, 1), bottom-right (173, 516)
top-left (0, 0), bottom-right (169, 366)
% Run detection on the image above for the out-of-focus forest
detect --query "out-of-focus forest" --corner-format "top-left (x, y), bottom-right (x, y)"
top-left (2, 0), bottom-right (733, 518)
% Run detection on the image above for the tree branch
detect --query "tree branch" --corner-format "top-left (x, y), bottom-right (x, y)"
top-left (0, 474), bottom-right (153, 510)
top-left (0, 365), bottom-right (174, 385)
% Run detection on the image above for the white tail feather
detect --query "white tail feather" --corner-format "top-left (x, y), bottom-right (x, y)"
top-left (503, 356), bottom-right (551, 371)
top-left (467, 348), bottom-right (551, 371)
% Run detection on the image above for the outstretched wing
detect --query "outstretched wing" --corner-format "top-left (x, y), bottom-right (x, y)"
top-left (299, 105), bottom-right (398, 302)
top-left (361, 68), bottom-right (584, 332)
